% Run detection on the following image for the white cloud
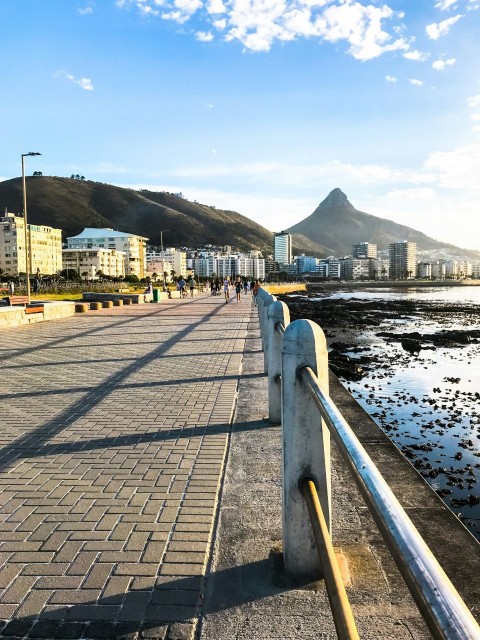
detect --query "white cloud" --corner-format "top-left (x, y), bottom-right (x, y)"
top-left (426, 14), bottom-right (463, 39)
top-left (467, 95), bottom-right (480, 107)
top-left (53, 70), bottom-right (94, 91)
top-left (117, 0), bottom-right (409, 58)
top-left (435, 0), bottom-right (457, 9)
top-left (206, 0), bottom-right (225, 13)
top-left (408, 78), bottom-right (423, 86)
top-left (423, 143), bottom-right (480, 189)
top-left (470, 113), bottom-right (480, 121)
top-left (432, 57), bottom-right (456, 70)
top-left (403, 50), bottom-right (428, 61)
top-left (385, 75), bottom-right (397, 83)
top-left (196, 31), bottom-right (214, 41)
top-left (78, 6), bottom-right (94, 15)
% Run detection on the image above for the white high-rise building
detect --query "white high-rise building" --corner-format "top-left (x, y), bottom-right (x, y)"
top-left (274, 231), bottom-right (292, 267)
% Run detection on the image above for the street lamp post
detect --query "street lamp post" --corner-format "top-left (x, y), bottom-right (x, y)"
top-left (21, 152), bottom-right (41, 303)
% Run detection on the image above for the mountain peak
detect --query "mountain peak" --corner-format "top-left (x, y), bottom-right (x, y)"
top-left (320, 188), bottom-right (352, 209)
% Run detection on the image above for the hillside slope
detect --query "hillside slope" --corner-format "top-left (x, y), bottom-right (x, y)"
top-left (0, 177), bottom-right (276, 252)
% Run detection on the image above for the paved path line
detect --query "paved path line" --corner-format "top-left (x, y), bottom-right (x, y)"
top-left (0, 293), bottom-right (253, 640)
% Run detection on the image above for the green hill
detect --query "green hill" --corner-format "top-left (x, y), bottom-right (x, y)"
top-left (0, 177), bottom-right (276, 253)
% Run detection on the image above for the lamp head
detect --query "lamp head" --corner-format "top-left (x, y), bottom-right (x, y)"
top-left (22, 152), bottom-right (42, 157)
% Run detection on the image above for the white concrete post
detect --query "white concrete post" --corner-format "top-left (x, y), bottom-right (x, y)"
top-left (261, 293), bottom-right (276, 373)
top-left (267, 301), bottom-right (290, 424)
top-left (282, 319), bottom-right (331, 579)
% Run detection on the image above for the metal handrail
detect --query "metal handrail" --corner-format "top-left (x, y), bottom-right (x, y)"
top-left (275, 321), bottom-right (285, 335)
top-left (300, 365), bottom-right (480, 640)
top-left (301, 478), bottom-right (360, 640)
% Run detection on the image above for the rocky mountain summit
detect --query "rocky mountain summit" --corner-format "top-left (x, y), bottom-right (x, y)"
top-left (287, 188), bottom-right (480, 260)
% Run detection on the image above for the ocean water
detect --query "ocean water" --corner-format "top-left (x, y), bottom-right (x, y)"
top-left (291, 286), bottom-right (480, 539)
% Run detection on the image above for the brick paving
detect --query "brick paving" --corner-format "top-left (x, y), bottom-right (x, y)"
top-left (0, 293), bottom-right (252, 639)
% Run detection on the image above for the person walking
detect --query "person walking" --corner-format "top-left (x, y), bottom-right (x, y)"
top-left (235, 279), bottom-right (242, 302)
top-left (189, 277), bottom-right (195, 298)
top-left (252, 280), bottom-right (259, 306)
top-left (223, 278), bottom-right (230, 303)
top-left (178, 277), bottom-right (187, 298)
top-left (243, 279), bottom-right (249, 295)
top-left (8, 281), bottom-right (14, 296)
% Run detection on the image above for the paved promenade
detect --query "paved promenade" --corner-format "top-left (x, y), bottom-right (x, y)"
top-left (0, 293), bottom-right (251, 639)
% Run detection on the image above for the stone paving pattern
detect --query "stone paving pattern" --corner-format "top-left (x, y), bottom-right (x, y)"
top-left (0, 293), bottom-right (251, 639)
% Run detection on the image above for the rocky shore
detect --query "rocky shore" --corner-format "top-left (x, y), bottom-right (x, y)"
top-left (276, 289), bottom-right (480, 540)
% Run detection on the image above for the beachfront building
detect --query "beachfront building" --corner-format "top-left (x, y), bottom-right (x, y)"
top-left (147, 248), bottom-right (187, 278)
top-left (352, 242), bottom-right (377, 259)
top-left (431, 261), bottom-right (446, 280)
top-left (317, 256), bottom-right (341, 279)
top-left (472, 263), bottom-right (480, 279)
top-left (389, 241), bottom-right (417, 280)
top-left (67, 228), bottom-right (148, 278)
top-left (296, 255), bottom-right (318, 274)
top-left (342, 257), bottom-right (372, 280)
top-left (274, 231), bottom-right (292, 268)
top-left (62, 248), bottom-right (125, 280)
top-left (0, 211), bottom-right (62, 276)
top-left (417, 262), bottom-right (432, 279)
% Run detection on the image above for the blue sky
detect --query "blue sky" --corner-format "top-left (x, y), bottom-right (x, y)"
top-left (1, 0), bottom-right (479, 250)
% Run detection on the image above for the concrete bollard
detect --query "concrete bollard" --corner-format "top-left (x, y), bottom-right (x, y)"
top-left (256, 290), bottom-right (276, 373)
top-left (90, 302), bottom-right (102, 311)
top-left (123, 298), bottom-right (132, 305)
top-left (267, 301), bottom-right (290, 424)
top-left (113, 299), bottom-right (123, 307)
top-left (282, 319), bottom-right (331, 579)
top-left (75, 303), bottom-right (88, 313)
top-left (102, 301), bottom-right (114, 309)
top-left (261, 294), bottom-right (276, 373)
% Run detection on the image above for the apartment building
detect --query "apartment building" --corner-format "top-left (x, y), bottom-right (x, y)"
top-left (0, 212), bottom-right (62, 276)
top-left (62, 248), bottom-right (125, 280)
top-left (352, 242), bottom-right (377, 259)
top-left (146, 248), bottom-right (187, 278)
top-left (67, 228), bottom-right (148, 278)
top-left (389, 241), bottom-right (417, 280)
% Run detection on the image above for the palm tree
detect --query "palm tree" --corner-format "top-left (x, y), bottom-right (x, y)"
top-left (152, 272), bottom-right (158, 284)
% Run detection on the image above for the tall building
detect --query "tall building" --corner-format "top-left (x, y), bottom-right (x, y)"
top-left (352, 242), bottom-right (377, 259)
top-left (388, 241), bottom-right (417, 280)
top-left (274, 231), bottom-right (292, 267)
top-left (67, 228), bottom-right (148, 278)
top-left (0, 212), bottom-right (62, 276)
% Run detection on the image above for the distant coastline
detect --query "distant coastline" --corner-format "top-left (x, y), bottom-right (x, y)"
top-left (306, 279), bottom-right (480, 290)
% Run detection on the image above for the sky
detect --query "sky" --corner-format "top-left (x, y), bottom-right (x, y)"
top-left (1, 0), bottom-right (480, 251)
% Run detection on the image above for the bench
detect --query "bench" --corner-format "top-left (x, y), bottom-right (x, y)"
top-left (4, 295), bottom-right (29, 306)
top-left (2, 296), bottom-right (44, 314)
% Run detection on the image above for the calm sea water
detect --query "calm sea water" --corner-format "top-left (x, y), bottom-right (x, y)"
top-left (305, 286), bottom-right (480, 538)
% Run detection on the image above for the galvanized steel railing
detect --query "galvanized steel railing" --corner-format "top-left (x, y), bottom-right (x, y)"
top-left (256, 288), bottom-right (480, 640)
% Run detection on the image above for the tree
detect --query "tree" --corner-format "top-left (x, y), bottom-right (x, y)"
top-left (59, 268), bottom-right (80, 281)
top-left (152, 272), bottom-right (158, 283)
top-left (81, 271), bottom-right (89, 282)
top-left (33, 171), bottom-right (43, 177)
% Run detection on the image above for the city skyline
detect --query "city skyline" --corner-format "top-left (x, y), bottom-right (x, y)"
top-left (1, 1), bottom-right (479, 249)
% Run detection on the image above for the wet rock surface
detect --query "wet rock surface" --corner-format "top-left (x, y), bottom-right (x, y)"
top-left (277, 288), bottom-right (480, 540)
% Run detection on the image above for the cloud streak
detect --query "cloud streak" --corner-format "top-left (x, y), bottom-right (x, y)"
top-left (53, 70), bottom-right (94, 90)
